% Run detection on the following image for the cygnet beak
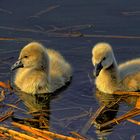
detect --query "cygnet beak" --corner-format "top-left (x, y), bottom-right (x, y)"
top-left (94, 63), bottom-right (103, 77)
top-left (11, 60), bottom-right (23, 71)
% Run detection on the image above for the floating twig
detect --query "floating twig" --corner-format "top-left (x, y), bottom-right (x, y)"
top-left (70, 131), bottom-right (87, 140)
top-left (81, 104), bottom-right (106, 135)
top-left (29, 5), bottom-right (60, 18)
top-left (127, 118), bottom-right (140, 125)
top-left (0, 37), bottom-right (34, 41)
top-left (0, 109), bottom-right (14, 122)
top-left (135, 98), bottom-right (140, 109)
top-left (114, 91), bottom-right (140, 96)
top-left (0, 81), bottom-right (11, 89)
top-left (12, 122), bottom-right (82, 140)
top-left (12, 122), bottom-right (52, 140)
top-left (5, 103), bottom-right (27, 112)
top-left (47, 24), bottom-right (93, 33)
top-left (0, 26), bottom-right (44, 34)
top-left (100, 108), bottom-right (140, 129)
top-left (1, 26), bottom-right (140, 39)
top-left (0, 126), bottom-right (40, 140)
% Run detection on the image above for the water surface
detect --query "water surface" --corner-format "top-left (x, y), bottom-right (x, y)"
top-left (0, 0), bottom-right (140, 139)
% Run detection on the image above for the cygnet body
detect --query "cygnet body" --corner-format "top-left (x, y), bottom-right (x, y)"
top-left (92, 43), bottom-right (140, 94)
top-left (11, 42), bottom-right (72, 94)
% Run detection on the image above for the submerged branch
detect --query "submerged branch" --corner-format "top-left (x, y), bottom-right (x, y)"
top-left (29, 5), bottom-right (60, 18)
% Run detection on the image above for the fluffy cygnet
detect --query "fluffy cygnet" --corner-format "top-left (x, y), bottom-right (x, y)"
top-left (92, 43), bottom-right (140, 94)
top-left (11, 42), bottom-right (72, 94)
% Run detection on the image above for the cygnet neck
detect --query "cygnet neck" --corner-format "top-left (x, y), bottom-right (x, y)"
top-left (105, 62), bottom-right (120, 82)
top-left (96, 60), bottom-right (120, 94)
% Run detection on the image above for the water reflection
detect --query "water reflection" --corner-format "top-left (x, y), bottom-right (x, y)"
top-left (92, 88), bottom-right (140, 140)
top-left (94, 90), bottom-right (120, 139)
top-left (12, 81), bottom-right (71, 130)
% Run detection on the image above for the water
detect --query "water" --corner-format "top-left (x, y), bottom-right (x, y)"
top-left (0, 0), bottom-right (140, 139)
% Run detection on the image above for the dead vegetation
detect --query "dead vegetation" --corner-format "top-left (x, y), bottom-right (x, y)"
top-left (0, 81), bottom-right (88, 140)
top-left (0, 80), bottom-right (140, 140)
top-left (1, 22), bottom-right (140, 40)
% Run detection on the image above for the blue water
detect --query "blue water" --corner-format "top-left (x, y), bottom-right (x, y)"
top-left (0, 0), bottom-right (140, 139)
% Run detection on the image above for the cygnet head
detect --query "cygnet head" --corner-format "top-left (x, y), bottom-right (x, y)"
top-left (92, 43), bottom-right (115, 77)
top-left (11, 42), bottom-right (49, 71)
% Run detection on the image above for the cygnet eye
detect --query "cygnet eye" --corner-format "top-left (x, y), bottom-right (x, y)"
top-left (102, 57), bottom-right (106, 61)
top-left (24, 56), bottom-right (28, 58)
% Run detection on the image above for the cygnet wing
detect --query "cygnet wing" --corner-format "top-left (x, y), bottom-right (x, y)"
top-left (119, 58), bottom-right (140, 80)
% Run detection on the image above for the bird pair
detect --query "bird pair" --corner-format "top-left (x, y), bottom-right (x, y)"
top-left (11, 42), bottom-right (140, 95)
